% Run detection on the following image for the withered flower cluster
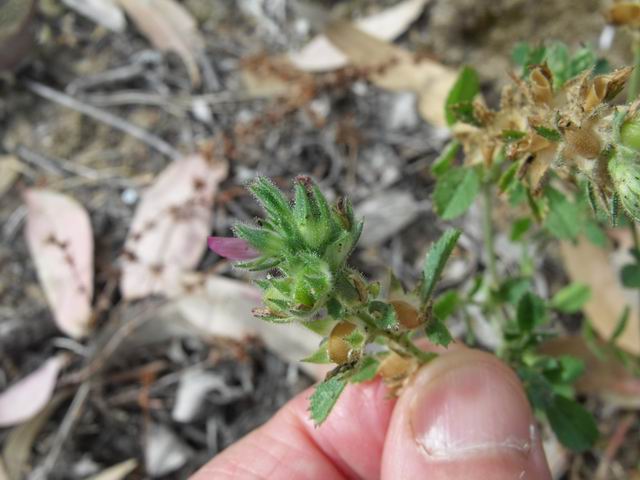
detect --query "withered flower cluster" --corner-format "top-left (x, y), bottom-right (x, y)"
top-left (452, 62), bottom-right (640, 220)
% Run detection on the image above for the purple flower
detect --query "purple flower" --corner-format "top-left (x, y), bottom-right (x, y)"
top-left (207, 236), bottom-right (259, 261)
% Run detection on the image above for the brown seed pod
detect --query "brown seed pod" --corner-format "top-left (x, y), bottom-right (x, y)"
top-left (377, 352), bottom-right (418, 395)
top-left (328, 321), bottom-right (358, 364)
top-left (563, 126), bottom-right (602, 159)
top-left (390, 300), bottom-right (422, 329)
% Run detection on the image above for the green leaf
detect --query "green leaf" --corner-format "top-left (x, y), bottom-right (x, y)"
top-left (569, 47), bottom-right (596, 77)
top-left (621, 263), bottom-right (640, 288)
top-left (551, 283), bottom-right (591, 313)
top-left (545, 395), bottom-right (598, 452)
top-left (426, 318), bottom-right (453, 347)
top-left (368, 301), bottom-right (399, 331)
top-left (350, 357), bottom-right (380, 383)
top-left (434, 167), bottom-right (480, 220)
top-left (421, 229), bottom-right (462, 302)
top-left (445, 66), bottom-right (480, 126)
top-left (557, 356), bottom-right (585, 383)
top-left (498, 161), bottom-right (520, 194)
top-left (610, 306), bottom-right (630, 343)
top-left (544, 189), bottom-right (585, 240)
top-left (585, 221), bottom-right (608, 248)
top-left (510, 217), bottom-right (532, 242)
top-left (546, 42), bottom-right (570, 88)
top-left (304, 317), bottom-right (336, 336)
top-left (431, 140), bottom-right (461, 177)
top-left (433, 291), bottom-right (460, 320)
top-left (450, 102), bottom-right (480, 126)
top-left (501, 130), bottom-right (527, 143)
top-left (302, 343), bottom-right (331, 364)
top-left (310, 376), bottom-right (347, 425)
top-left (495, 277), bottom-right (531, 305)
top-left (517, 291), bottom-right (547, 332)
top-left (533, 125), bottom-right (562, 142)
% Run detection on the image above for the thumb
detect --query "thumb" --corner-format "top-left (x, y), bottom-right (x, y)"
top-left (381, 348), bottom-right (552, 480)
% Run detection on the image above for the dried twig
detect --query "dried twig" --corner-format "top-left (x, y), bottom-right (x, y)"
top-left (33, 382), bottom-right (91, 479)
top-left (24, 80), bottom-right (181, 160)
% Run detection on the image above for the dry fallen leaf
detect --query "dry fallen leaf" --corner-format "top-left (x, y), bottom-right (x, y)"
top-left (324, 21), bottom-right (456, 127)
top-left (120, 153), bottom-right (228, 300)
top-left (0, 155), bottom-right (22, 199)
top-left (1, 394), bottom-right (67, 480)
top-left (62, 0), bottom-right (126, 32)
top-left (145, 423), bottom-right (190, 477)
top-left (172, 274), bottom-right (327, 378)
top-left (86, 459), bottom-right (138, 480)
top-left (289, 0), bottom-right (431, 72)
top-left (560, 237), bottom-right (640, 354)
top-left (540, 336), bottom-right (640, 409)
top-left (0, 356), bottom-right (66, 428)
top-left (116, 0), bottom-right (204, 85)
top-left (172, 369), bottom-right (229, 423)
top-left (25, 189), bottom-right (94, 338)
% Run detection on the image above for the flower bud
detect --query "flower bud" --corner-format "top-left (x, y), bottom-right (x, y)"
top-left (608, 144), bottom-right (640, 221)
top-left (262, 253), bottom-right (333, 318)
top-left (620, 115), bottom-right (640, 151)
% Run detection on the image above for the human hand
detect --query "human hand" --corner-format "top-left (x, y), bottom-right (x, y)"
top-left (192, 348), bottom-right (552, 480)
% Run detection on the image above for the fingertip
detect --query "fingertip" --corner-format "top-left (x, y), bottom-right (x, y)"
top-left (382, 349), bottom-right (552, 480)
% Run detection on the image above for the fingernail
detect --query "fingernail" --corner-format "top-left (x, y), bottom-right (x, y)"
top-left (410, 360), bottom-right (535, 459)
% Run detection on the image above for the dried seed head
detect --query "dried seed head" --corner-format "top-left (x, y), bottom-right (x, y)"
top-left (530, 66), bottom-right (553, 105)
top-left (563, 126), bottom-right (602, 159)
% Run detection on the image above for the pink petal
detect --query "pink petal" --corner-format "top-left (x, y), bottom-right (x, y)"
top-left (207, 237), bottom-right (259, 261)
top-left (0, 355), bottom-right (66, 427)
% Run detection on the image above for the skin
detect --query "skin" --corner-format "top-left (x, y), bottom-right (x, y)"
top-left (191, 347), bottom-right (552, 480)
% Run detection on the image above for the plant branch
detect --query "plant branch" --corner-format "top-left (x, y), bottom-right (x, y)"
top-left (629, 37), bottom-right (640, 102)
top-left (482, 183), bottom-right (498, 286)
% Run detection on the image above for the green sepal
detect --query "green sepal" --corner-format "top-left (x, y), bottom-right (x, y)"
top-left (368, 301), bottom-right (399, 331)
top-left (302, 342), bottom-right (332, 364)
top-left (533, 125), bottom-right (562, 142)
top-left (350, 356), bottom-right (380, 383)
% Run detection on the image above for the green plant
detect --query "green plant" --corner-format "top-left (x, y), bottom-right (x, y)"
top-left (208, 42), bottom-right (640, 453)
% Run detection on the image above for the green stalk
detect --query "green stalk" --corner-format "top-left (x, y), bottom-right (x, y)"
top-left (629, 219), bottom-right (640, 338)
top-left (482, 183), bottom-right (498, 286)
top-left (356, 310), bottom-right (437, 364)
top-left (628, 37), bottom-right (640, 102)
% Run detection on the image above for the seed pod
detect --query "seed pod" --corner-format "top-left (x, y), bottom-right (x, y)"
top-left (377, 352), bottom-right (418, 395)
top-left (328, 321), bottom-right (357, 364)
top-left (390, 300), bottom-right (421, 329)
top-left (564, 126), bottom-right (601, 159)
top-left (609, 145), bottom-right (640, 222)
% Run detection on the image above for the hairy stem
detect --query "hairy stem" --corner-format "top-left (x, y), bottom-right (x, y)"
top-left (356, 310), bottom-right (437, 364)
top-left (629, 219), bottom-right (640, 338)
